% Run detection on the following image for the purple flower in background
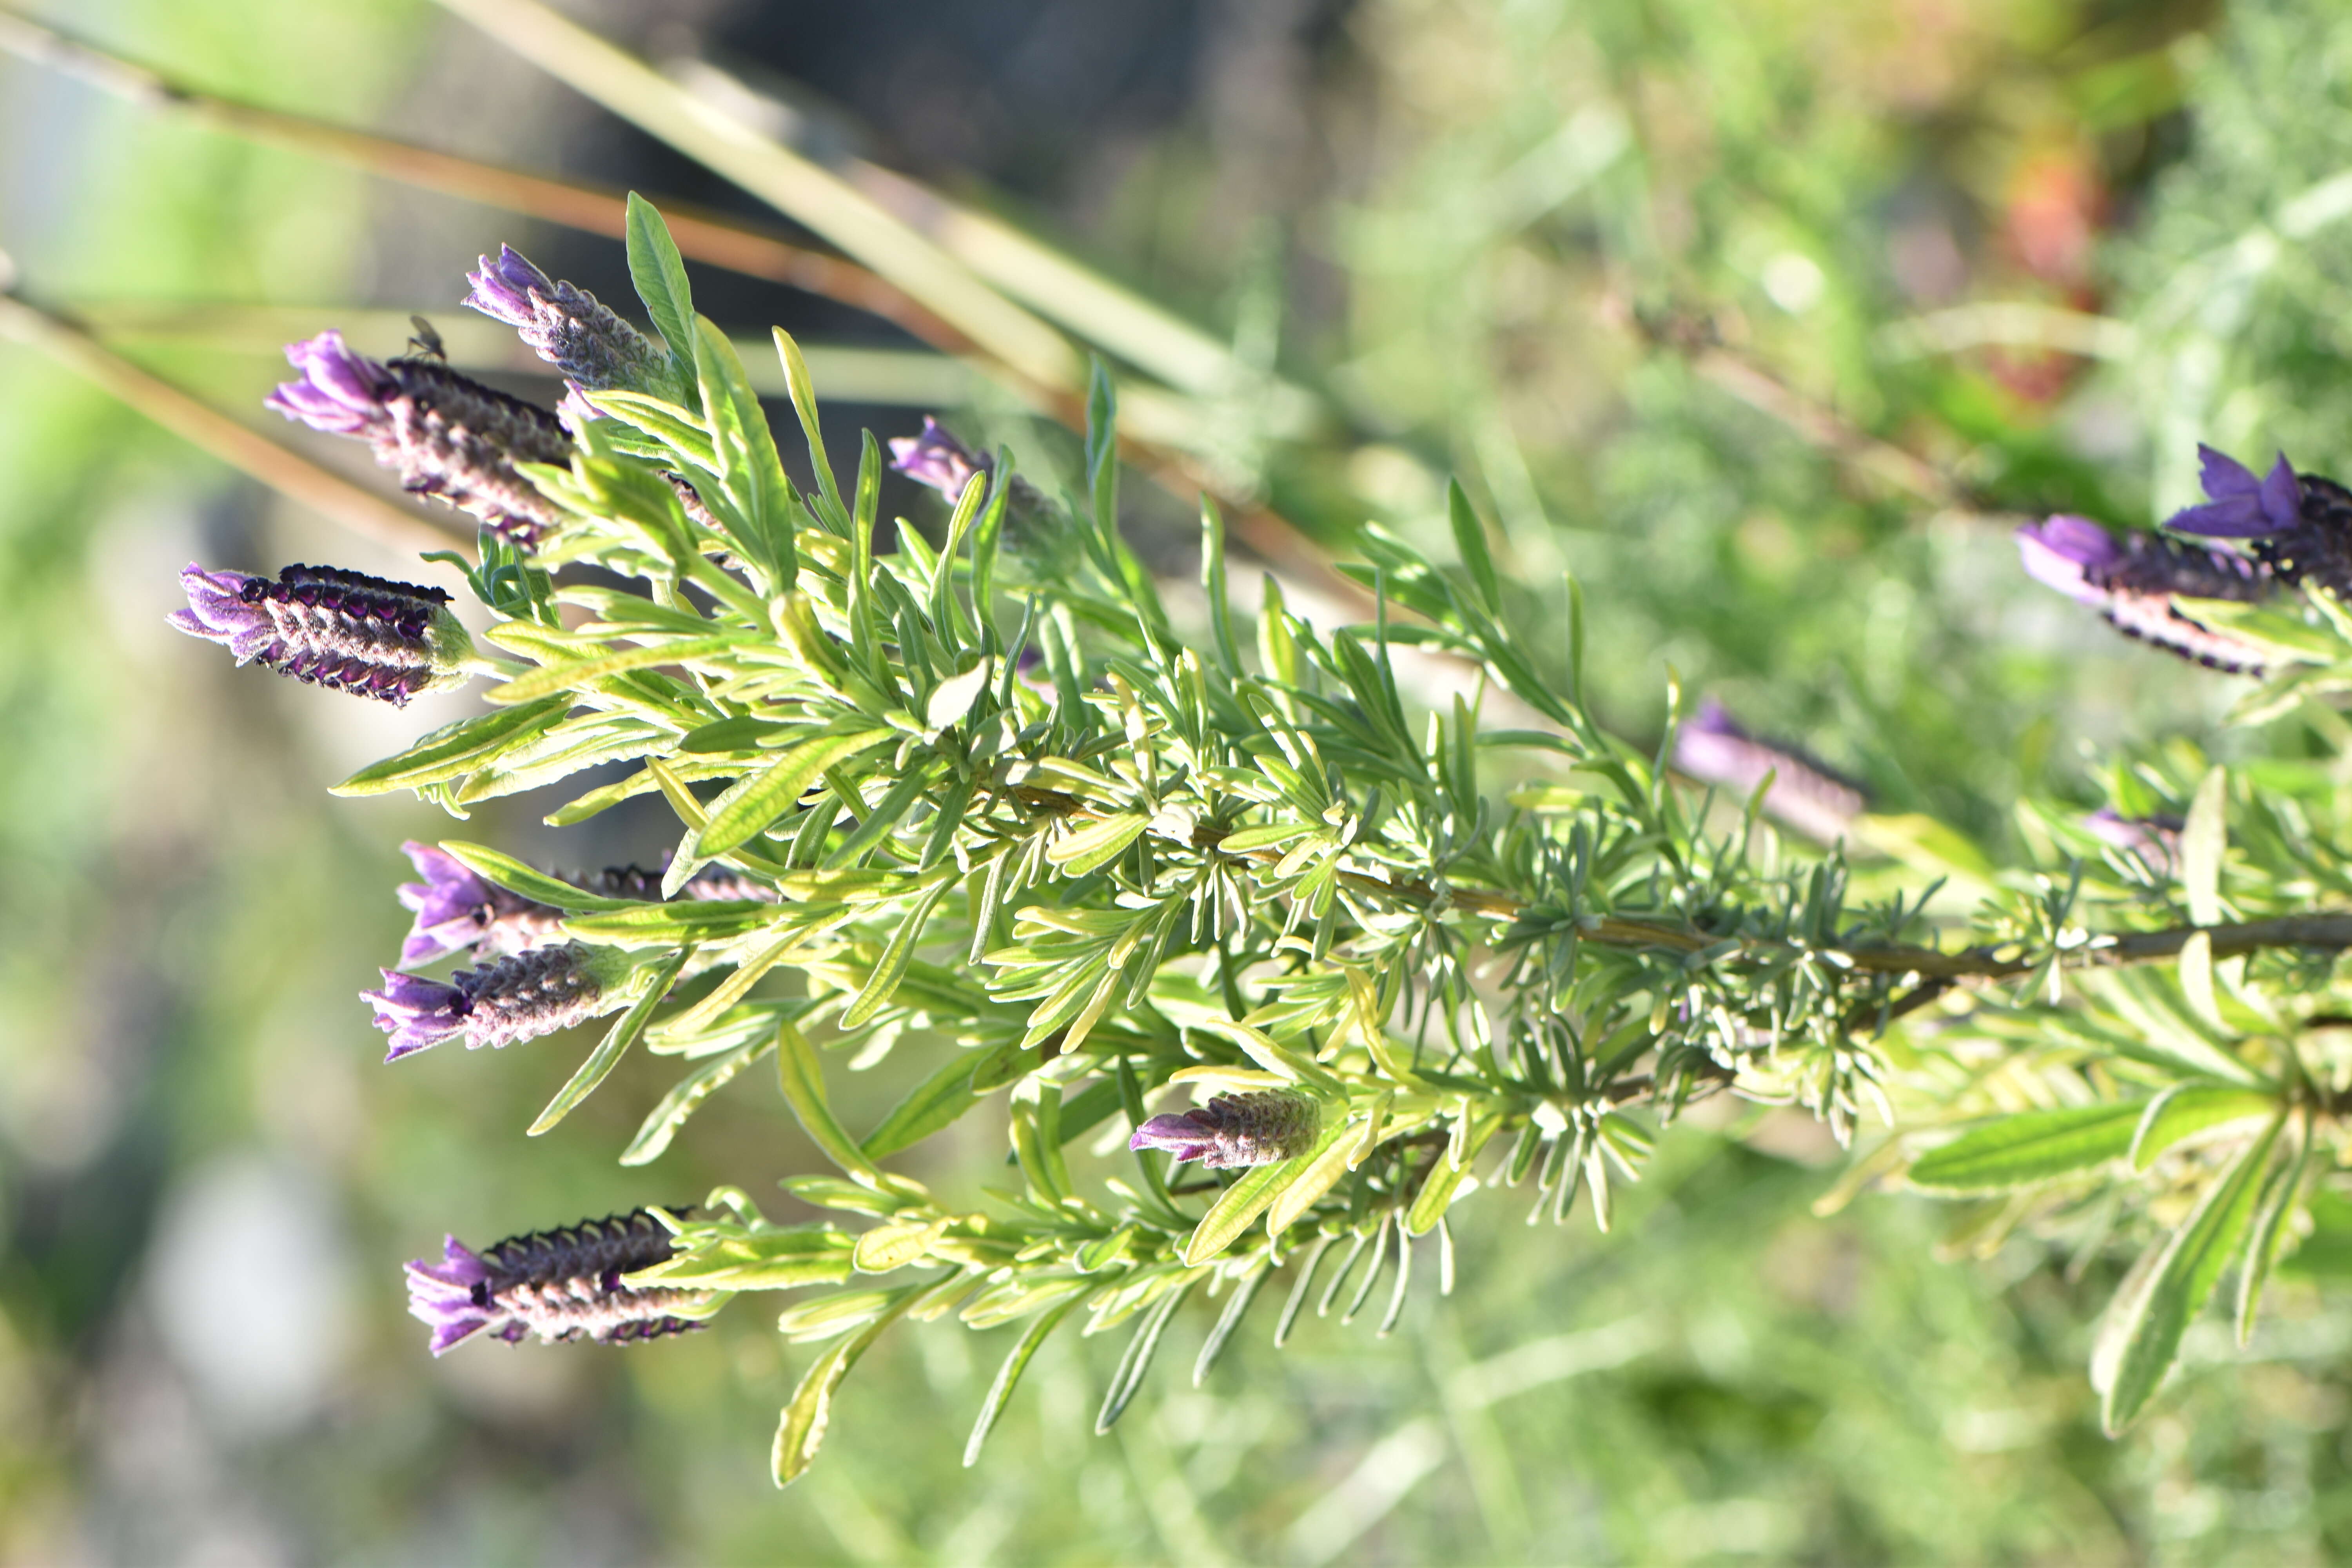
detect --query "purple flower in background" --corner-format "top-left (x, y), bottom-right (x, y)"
top-left (394, 845), bottom-right (777, 968)
top-left (405, 1209), bottom-right (713, 1355)
top-left (1131, 1089), bottom-right (1323, 1169)
top-left (362, 942), bottom-right (624, 1062)
top-left (267, 330), bottom-right (573, 546)
top-left (1672, 699), bottom-right (1868, 845)
top-left (2165, 447), bottom-right (2303, 538)
top-left (889, 416), bottom-right (987, 500)
top-left (169, 562), bottom-right (472, 706)
top-left (463, 244), bottom-right (675, 399)
top-left (2014, 516), bottom-right (2276, 675)
top-left (2085, 808), bottom-right (2185, 874)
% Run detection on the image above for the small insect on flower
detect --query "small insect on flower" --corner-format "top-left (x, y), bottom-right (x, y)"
top-left (405, 1208), bottom-right (715, 1354)
top-left (169, 562), bottom-right (475, 706)
top-left (1130, 1089), bottom-right (1323, 1168)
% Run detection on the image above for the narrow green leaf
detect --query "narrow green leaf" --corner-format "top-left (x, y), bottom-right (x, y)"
top-left (1907, 1102), bottom-right (2144, 1192)
top-left (862, 1047), bottom-right (1002, 1160)
top-left (1047, 813), bottom-right (1151, 876)
top-left (773, 1287), bottom-right (922, 1486)
top-left (2238, 1121), bottom-right (2310, 1344)
top-left (2129, 1083), bottom-right (2280, 1171)
top-left (852, 1217), bottom-right (951, 1274)
top-left (529, 946), bottom-right (692, 1135)
top-left (1094, 1277), bottom-right (1191, 1434)
top-left (775, 1018), bottom-right (885, 1183)
top-left (1181, 1118), bottom-right (1349, 1266)
top-left (487, 634), bottom-right (750, 704)
top-left (678, 715), bottom-right (789, 754)
top-left (2100, 1113), bottom-right (2285, 1432)
top-left (331, 696), bottom-right (570, 796)
top-left (1192, 1260), bottom-right (1272, 1387)
top-left (925, 659), bottom-right (993, 731)
top-left (1406, 1114), bottom-right (1499, 1234)
top-left (1266, 1116), bottom-right (1374, 1237)
top-left (697, 726), bottom-right (892, 856)
top-left (2182, 765), bottom-right (2227, 928)
top-left (1447, 480), bottom-right (1501, 614)
top-left (560, 900), bottom-right (777, 946)
top-left (842, 879), bottom-right (953, 1028)
top-left (964, 1298), bottom-right (1082, 1466)
top-left (437, 842), bottom-right (643, 912)
top-left (625, 192), bottom-right (696, 390)
top-left (774, 327), bottom-right (845, 523)
top-left (621, 1034), bottom-right (775, 1165)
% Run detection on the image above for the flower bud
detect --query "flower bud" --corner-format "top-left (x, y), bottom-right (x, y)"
top-left (404, 1208), bottom-right (714, 1354)
top-left (169, 562), bottom-right (473, 706)
top-left (1130, 1089), bottom-right (1323, 1168)
top-left (463, 244), bottom-right (675, 398)
top-left (362, 942), bottom-right (633, 1062)
top-left (394, 843), bottom-right (778, 967)
top-left (266, 330), bottom-right (572, 546)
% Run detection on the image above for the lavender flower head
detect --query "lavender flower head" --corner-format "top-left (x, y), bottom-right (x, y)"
top-left (363, 942), bottom-right (632, 1062)
top-left (405, 1209), bottom-right (714, 1354)
top-left (463, 244), bottom-right (675, 400)
top-left (1672, 699), bottom-right (1867, 845)
top-left (2013, 515), bottom-right (2275, 675)
top-left (1130, 1089), bottom-right (1323, 1169)
top-left (169, 562), bottom-right (473, 706)
top-left (395, 843), bottom-right (779, 968)
top-left (267, 330), bottom-right (573, 546)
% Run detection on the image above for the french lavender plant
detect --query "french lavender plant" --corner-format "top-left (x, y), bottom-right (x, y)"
top-left (166, 194), bottom-right (2352, 1479)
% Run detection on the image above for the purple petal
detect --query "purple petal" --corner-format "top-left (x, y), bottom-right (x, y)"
top-left (395, 841), bottom-right (496, 966)
top-left (267, 330), bottom-right (396, 437)
top-left (1688, 697), bottom-right (1746, 739)
top-left (2259, 454), bottom-right (2302, 530)
top-left (362, 969), bottom-right (469, 1062)
top-left (404, 1238), bottom-right (499, 1355)
top-left (167, 563), bottom-right (266, 645)
top-left (2198, 443), bottom-right (2258, 499)
top-left (1129, 1111), bottom-right (1218, 1165)
top-left (463, 245), bottom-right (553, 326)
top-left (2015, 517), bottom-right (2120, 603)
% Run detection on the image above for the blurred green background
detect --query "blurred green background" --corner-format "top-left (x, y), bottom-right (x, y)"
top-left (6, 0), bottom-right (2352, 1561)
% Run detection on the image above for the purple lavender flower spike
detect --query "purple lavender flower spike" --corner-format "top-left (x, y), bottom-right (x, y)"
top-left (393, 848), bottom-right (777, 969)
top-left (1129, 1089), bottom-right (1323, 1169)
top-left (404, 1209), bottom-right (713, 1355)
top-left (2167, 447), bottom-right (2303, 538)
top-left (463, 245), bottom-right (675, 399)
top-left (267, 330), bottom-right (573, 546)
top-left (362, 943), bottom-right (628, 1063)
top-left (2013, 516), bottom-right (2278, 675)
top-left (1672, 699), bottom-right (1867, 846)
top-left (170, 561), bottom-right (473, 706)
